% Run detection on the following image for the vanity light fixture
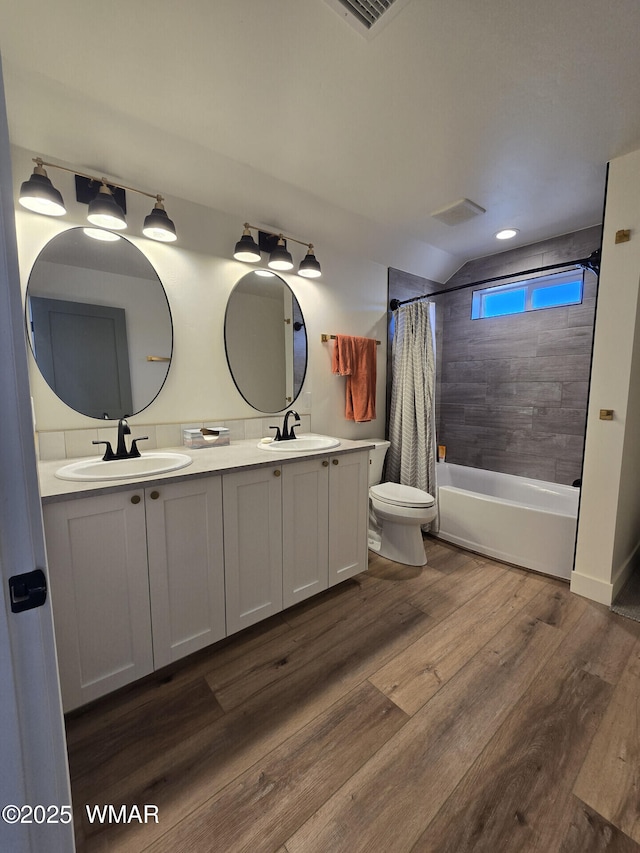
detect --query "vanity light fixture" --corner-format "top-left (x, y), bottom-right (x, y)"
top-left (233, 222), bottom-right (321, 278)
top-left (268, 236), bottom-right (294, 271)
top-left (233, 225), bottom-right (262, 262)
top-left (19, 157), bottom-right (178, 243)
top-left (19, 160), bottom-right (66, 216)
top-left (87, 181), bottom-right (127, 230)
top-left (143, 197), bottom-right (177, 243)
top-left (298, 246), bottom-right (322, 278)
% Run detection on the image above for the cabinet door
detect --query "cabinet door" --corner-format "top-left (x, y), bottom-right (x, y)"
top-left (328, 450), bottom-right (369, 585)
top-left (282, 457), bottom-right (329, 608)
top-left (223, 466), bottom-right (283, 634)
top-left (43, 491), bottom-right (153, 712)
top-left (145, 476), bottom-right (225, 669)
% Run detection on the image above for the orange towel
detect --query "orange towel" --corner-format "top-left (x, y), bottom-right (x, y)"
top-left (332, 335), bottom-right (377, 422)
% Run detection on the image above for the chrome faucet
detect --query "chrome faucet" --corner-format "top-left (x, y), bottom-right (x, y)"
top-left (92, 417), bottom-right (149, 461)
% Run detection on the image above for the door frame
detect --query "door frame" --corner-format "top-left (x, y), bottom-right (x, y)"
top-left (0, 54), bottom-right (74, 853)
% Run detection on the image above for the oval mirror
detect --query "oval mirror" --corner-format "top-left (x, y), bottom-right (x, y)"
top-left (225, 271), bottom-right (307, 413)
top-left (25, 228), bottom-right (172, 419)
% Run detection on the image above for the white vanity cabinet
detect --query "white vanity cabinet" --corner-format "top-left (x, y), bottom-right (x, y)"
top-left (225, 449), bottom-right (369, 618)
top-left (222, 465), bottom-right (284, 634)
top-left (43, 476), bottom-right (226, 711)
top-left (144, 476), bottom-right (225, 669)
top-left (43, 490), bottom-right (153, 712)
top-left (327, 450), bottom-right (369, 585)
top-left (282, 456), bottom-right (330, 608)
top-left (42, 444), bottom-right (370, 711)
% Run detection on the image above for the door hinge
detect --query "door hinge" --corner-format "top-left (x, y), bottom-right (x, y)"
top-left (8, 569), bottom-right (47, 613)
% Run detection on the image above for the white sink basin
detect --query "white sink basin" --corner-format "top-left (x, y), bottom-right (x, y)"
top-left (55, 451), bottom-right (193, 481)
top-left (258, 434), bottom-right (341, 452)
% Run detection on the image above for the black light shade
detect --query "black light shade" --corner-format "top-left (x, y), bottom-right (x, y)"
top-left (19, 164), bottom-right (66, 216)
top-left (268, 236), bottom-right (294, 271)
top-left (87, 184), bottom-right (127, 230)
top-left (234, 226), bottom-right (261, 262)
top-left (298, 246), bottom-right (322, 278)
top-left (143, 200), bottom-right (177, 242)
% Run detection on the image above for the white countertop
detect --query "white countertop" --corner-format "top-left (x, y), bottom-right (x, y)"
top-left (38, 438), bottom-right (375, 503)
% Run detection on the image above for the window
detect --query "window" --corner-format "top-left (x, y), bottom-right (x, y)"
top-left (471, 270), bottom-right (584, 320)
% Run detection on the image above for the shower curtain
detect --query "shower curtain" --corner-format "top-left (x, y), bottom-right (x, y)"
top-left (386, 301), bottom-right (437, 531)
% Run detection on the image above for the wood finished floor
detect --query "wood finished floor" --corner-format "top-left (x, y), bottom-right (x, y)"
top-left (65, 536), bottom-right (640, 852)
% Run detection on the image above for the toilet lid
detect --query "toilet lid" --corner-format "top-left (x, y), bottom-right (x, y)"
top-left (370, 482), bottom-right (435, 508)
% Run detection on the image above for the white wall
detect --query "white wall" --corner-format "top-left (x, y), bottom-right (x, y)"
top-left (572, 147), bottom-right (640, 604)
top-left (12, 145), bottom-right (421, 441)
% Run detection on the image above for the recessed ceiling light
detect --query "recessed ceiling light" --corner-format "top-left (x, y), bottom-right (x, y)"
top-left (495, 228), bottom-right (519, 240)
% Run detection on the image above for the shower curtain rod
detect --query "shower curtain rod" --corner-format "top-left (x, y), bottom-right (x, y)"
top-left (389, 249), bottom-right (601, 311)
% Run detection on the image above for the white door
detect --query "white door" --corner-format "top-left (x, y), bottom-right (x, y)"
top-left (0, 55), bottom-right (75, 852)
top-left (29, 295), bottom-right (134, 418)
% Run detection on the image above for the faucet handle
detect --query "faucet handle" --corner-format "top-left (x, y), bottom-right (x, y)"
top-left (128, 437), bottom-right (149, 458)
top-left (269, 426), bottom-right (282, 442)
top-left (92, 440), bottom-right (115, 461)
top-left (289, 423), bottom-right (300, 439)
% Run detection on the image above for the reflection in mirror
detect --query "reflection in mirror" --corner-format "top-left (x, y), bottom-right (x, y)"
top-left (225, 271), bottom-right (307, 413)
top-left (26, 228), bottom-right (172, 419)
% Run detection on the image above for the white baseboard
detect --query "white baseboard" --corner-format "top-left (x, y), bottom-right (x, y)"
top-left (571, 542), bottom-right (640, 605)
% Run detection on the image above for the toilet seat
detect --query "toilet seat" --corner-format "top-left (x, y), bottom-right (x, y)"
top-left (370, 482), bottom-right (435, 508)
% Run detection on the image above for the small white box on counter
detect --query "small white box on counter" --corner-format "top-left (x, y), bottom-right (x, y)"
top-left (183, 426), bottom-right (230, 448)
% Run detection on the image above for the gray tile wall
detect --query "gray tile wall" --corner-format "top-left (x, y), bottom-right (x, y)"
top-left (388, 226), bottom-right (602, 485)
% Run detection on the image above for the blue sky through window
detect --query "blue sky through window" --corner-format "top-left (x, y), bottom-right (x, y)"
top-left (531, 280), bottom-right (582, 309)
top-left (471, 271), bottom-right (584, 320)
top-left (482, 288), bottom-right (526, 317)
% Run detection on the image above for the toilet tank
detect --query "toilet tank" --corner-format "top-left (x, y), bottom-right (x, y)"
top-left (368, 439), bottom-right (390, 486)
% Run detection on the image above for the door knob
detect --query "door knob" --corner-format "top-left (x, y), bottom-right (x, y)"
top-left (130, 494), bottom-right (141, 504)
top-left (150, 490), bottom-right (160, 500)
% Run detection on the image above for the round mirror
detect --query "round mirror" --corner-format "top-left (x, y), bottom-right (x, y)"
top-left (25, 228), bottom-right (172, 419)
top-left (225, 271), bottom-right (307, 413)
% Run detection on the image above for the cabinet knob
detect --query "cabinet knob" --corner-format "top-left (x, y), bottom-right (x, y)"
top-left (322, 460), bottom-right (329, 467)
top-left (273, 469), bottom-right (281, 477)
top-left (150, 490), bottom-right (160, 500)
top-left (130, 494), bottom-right (141, 505)
top-left (332, 458), bottom-right (339, 465)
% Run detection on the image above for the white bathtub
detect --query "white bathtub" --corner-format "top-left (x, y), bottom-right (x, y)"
top-left (435, 462), bottom-right (579, 580)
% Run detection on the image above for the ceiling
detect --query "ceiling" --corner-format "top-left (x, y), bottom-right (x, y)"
top-left (1, 0), bottom-right (639, 275)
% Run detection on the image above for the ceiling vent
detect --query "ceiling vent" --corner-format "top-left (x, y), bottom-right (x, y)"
top-left (323, 0), bottom-right (413, 39)
top-left (430, 198), bottom-right (486, 226)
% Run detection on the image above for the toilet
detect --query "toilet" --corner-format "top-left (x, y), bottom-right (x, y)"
top-left (368, 439), bottom-right (437, 567)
